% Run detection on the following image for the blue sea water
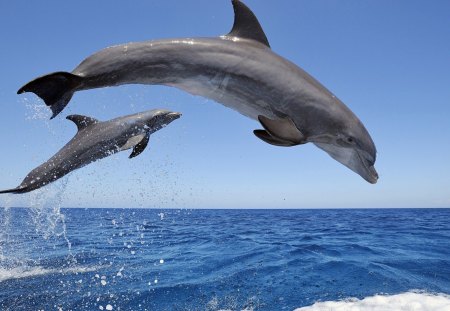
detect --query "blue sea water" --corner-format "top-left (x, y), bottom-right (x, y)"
top-left (0, 208), bottom-right (449, 310)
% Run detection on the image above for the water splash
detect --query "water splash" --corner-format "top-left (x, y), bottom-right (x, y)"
top-left (27, 178), bottom-right (73, 257)
top-left (22, 97), bottom-right (51, 120)
top-left (0, 197), bottom-right (14, 265)
top-left (0, 177), bottom-right (76, 276)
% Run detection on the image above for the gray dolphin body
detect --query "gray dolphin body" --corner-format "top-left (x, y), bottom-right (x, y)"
top-left (18, 0), bottom-right (378, 183)
top-left (0, 110), bottom-right (180, 194)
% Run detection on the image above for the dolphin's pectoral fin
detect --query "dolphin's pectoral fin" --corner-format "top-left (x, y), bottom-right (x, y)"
top-left (226, 0), bottom-right (270, 48)
top-left (129, 132), bottom-right (150, 159)
top-left (120, 134), bottom-right (145, 151)
top-left (253, 130), bottom-right (298, 147)
top-left (66, 115), bottom-right (99, 131)
top-left (257, 115), bottom-right (306, 145)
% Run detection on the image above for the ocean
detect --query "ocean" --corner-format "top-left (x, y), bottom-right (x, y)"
top-left (0, 208), bottom-right (449, 311)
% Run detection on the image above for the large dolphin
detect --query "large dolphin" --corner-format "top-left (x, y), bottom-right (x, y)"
top-left (0, 109), bottom-right (181, 194)
top-left (18, 0), bottom-right (378, 183)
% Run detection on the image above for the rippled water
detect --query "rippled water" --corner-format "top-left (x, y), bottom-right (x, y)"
top-left (0, 208), bottom-right (449, 310)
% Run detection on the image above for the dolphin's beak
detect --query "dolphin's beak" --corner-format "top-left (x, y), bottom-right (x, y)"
top-left (356, 150), bottom-right (378, 184)
top-left (367, 166), bottom-right (378, 184)
top-left (314, 142), bottom-right (378, 184)
top-left (167, 112), bottom-right (182, 119)
top-left (146, 110), bottom-right (182, 130)
top-left (164, 112), bottom-right (182, 124)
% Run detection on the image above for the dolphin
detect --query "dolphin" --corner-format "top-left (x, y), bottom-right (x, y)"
top-left (0, 109), bottom-right (181, 194)
top-left (17, 0), bottom-right (378, 183)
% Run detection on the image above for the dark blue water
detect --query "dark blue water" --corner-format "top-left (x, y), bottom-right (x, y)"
top-left (0, 208), bottom-right (449, 310)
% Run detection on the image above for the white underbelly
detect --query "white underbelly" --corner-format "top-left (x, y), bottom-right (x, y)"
top-left (168, 75), bottom-right (276, 121)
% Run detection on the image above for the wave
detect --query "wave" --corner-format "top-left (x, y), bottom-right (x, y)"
top-left (0, 265), bottom-right (99, 282)
top-left (294, 292), bottom-right (450, 311)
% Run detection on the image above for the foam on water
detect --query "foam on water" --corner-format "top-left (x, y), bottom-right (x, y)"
top-left (294, 292), bottom-right (450, 311)
top-left (0, 265), bottom-right (99, 283)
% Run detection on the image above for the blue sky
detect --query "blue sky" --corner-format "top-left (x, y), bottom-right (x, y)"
top-left (0, 0), bottom-right (449, 208)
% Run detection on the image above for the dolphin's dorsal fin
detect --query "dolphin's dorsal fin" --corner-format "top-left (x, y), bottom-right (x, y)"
top-left (227, 0), bottom-right (270, 48)
top-left (257, 115), bottom-right (306, 145)
top-left (66, 115), bottom-right (99, 131)
top-left (129, 132), bottom-right (150, 159)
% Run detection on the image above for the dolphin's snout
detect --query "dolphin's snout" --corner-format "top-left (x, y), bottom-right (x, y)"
top-left (167, 112), bottom-right (182, 118)
top-left (153, 111), bottom-right (182, 128)
top-left (358, 149), bottom-right (378, 184)
top-left (367, 165), bottom-right (379, 184)
top-left (163, 111), bottom-right (182, 122)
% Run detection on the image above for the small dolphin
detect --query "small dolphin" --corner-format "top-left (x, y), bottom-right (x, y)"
top-left (0, 110), bottom-right (181, 194)
top-left (18, 0), bottom-right (378, 183)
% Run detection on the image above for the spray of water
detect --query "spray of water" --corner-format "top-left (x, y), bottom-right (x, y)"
top-left (27, 178), bottom-right (75, 262)
top-left (22, 97), bottom-right (51, 121)
top-left (0, 180), bottom-right (77, 284)
top-left (0, 197), bottom-right (14, 264)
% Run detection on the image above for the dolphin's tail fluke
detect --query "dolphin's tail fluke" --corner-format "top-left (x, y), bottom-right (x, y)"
top-left (0, 187), bottom-right (25, 195)
top-left (18, 72), bottom-right (83, 119)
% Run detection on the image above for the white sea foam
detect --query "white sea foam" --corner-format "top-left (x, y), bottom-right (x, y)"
top-left (0, 265), bottom-right (99, 282)
top-left (294, 292), bottom-right (450, 311)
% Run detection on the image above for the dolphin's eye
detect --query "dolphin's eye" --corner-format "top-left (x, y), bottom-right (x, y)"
top-left (347, 137), bottom-right (355, 143)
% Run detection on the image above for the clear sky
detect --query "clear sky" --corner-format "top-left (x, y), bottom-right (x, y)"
top-left (0, 0), bottom-right (449, 209)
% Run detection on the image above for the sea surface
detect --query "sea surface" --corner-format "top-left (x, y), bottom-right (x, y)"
top-left (0, 208), bottom-right (449, 311)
